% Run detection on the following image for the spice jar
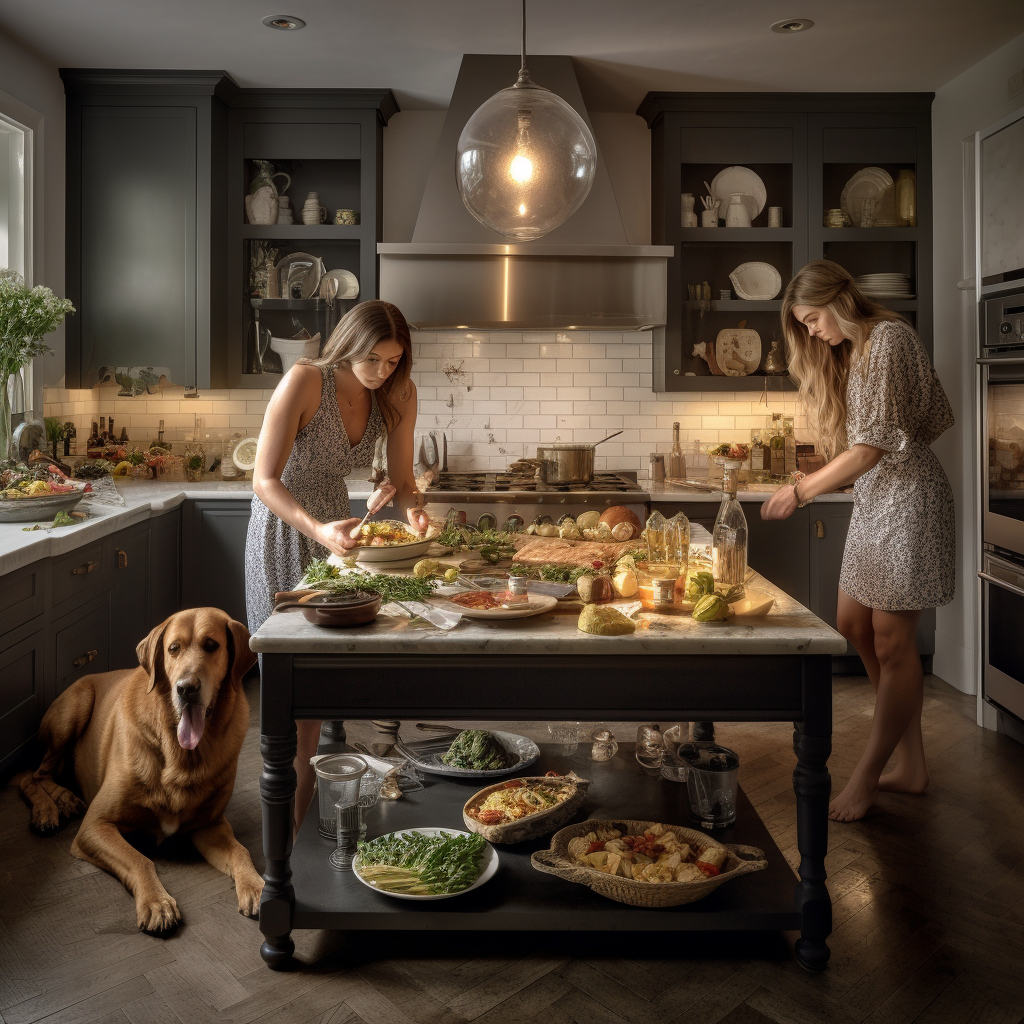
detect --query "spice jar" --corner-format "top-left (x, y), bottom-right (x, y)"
top-left (638, 575), bottom-right (687, 612)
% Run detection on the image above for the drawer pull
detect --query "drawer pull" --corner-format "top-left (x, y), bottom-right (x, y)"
top-left (71, 560), bottom-right (98, 576)
top-left (117, 548), bottom-right (128, 570)
top-left (814, 519), bottom-right (825, 539)
top-left (72, 649), bottom-right (98, 668)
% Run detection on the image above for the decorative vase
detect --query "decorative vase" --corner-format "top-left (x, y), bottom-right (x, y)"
top-left (895, 169), bottom-right (916, 227)
top-left (0, 370), bottom-right (13, 462)
top-left (248, 161), bottom-right (291, 226)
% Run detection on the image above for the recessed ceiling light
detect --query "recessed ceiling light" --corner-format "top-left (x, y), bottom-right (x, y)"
top-left (770, 18), bottom-right (814, 33)
top-left (262, 14), bottom-right (305, 30)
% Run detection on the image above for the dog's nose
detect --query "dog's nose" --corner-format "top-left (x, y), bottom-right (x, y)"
top-left (176, 678), bottom-right (200, 701)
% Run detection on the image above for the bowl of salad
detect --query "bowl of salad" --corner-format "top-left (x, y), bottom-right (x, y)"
top-left (0, 465), bottom-right (88, 523)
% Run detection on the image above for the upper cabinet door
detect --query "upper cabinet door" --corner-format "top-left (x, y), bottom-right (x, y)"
top-left (78, 105), bottom-right (198, 388)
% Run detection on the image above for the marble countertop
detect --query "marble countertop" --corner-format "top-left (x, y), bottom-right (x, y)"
top-left (250, 567), bottom-right (846, 657)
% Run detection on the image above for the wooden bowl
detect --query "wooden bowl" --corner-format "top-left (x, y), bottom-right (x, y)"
top-left (463, 773), bottom-right (590, 844)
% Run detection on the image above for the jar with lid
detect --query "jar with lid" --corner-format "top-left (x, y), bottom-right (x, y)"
top-left (712, 461), bottom-right (748, 596)
top-left (638, 574), bottom-right (688, 613)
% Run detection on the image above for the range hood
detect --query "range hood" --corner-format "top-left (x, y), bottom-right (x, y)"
top-left (379, 54), bottom-right (672, 332)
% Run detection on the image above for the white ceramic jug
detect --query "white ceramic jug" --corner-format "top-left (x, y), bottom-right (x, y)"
top-left (725, 193), bottom-right (752, 228)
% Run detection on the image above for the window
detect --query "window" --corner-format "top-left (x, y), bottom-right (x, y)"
top-left (0, 111), bottom-right (28, 278)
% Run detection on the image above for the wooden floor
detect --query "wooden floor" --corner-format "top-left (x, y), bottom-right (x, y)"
top-left (2, 673), bottom-right (1024, 1024)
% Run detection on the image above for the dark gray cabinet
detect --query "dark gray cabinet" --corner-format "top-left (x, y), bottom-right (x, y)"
top-left (110, 520), bottom-right (153, 669)
top-left (62, 70), bottom-right (232, 389)
top-left (150, 508), bottom-right (182, 626)
top-left (182, 500), bottom-right (252, 625)
top-left (637, 93), bottom-right (933, 391)
top-left (53, 595), bottom-right (111, 701)
top-left (0, 628), bottom-right (47, 773)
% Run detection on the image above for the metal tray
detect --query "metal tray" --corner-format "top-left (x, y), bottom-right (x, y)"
top-left (0, 491), bottom-right (85, 523)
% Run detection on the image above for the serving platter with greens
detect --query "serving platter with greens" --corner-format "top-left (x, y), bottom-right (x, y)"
top-left (395, 728), bottom-right (540, 779)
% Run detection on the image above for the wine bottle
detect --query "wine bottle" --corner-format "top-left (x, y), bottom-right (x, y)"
top-left (769, 413), bottom-right (786, 477)
top-left (783, 415), bottom-right (797, 475)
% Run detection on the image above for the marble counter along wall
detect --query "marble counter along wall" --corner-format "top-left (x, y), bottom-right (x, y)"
top-left (42, 330), bottom-right (813, 479)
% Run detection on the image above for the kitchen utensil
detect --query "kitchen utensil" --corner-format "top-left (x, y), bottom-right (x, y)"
top-left (729, 261), bottom-right (782, 300)
top-left (433, 592), bottom-right (558, 620)
top-left (711, 166), bottom-right (766, 219)
top-left (701, 209), bottom-right (718, 227)
top-left (275, 251), bottom-right (324, 299)
top-left (395, 730), bottom-right (540, 779)
top-left (725, 193), bottom-right (754, 228)
top-left (714, 328), bottom-right (761, 376)
top-left (463, 773), bottom-right (591, 844)
top-left (535, 430), bottom-right (624, 485)
top-left (273, 590), bottom-right (383, 627)
top-left (531, 818), bottom-right (767, 907)
top-left (348, 504), bottom-right (375, 539)
top-left (351, 828), bottom-right (500, 901)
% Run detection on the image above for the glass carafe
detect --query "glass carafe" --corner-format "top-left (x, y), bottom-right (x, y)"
top-left (667, 511), bottom-right (690, 578)
top-left (712, 462), bottom-right (748, 595)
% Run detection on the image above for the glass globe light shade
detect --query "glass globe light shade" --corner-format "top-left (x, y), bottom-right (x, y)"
top-left (456, 75), bottom-right (597, 241)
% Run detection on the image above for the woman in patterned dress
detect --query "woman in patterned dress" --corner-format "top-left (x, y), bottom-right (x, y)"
top-left (762, 260), bottom-right (954, 822)
top-left (245, 300), bottom-right (425, 832)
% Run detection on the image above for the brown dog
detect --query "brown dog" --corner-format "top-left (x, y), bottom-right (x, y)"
top-left (17, 607), bottom-right (264, 935)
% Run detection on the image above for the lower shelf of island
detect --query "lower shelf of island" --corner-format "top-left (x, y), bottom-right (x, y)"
top-left (290, 745), bottom-right (800, 933)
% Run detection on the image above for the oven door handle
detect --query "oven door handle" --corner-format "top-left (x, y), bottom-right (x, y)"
top-left (978, 356), bottom-right (1024, 365)
top-left (979, 571), bottom-right (1024, 600)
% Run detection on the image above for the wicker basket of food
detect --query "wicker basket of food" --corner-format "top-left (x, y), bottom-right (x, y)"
top-left (463, 773), bottom-right (590, 844)
top-left (531, 818), bottom-right (766, 907)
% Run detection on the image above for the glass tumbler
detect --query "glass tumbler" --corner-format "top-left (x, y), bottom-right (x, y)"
top-left (683, 743), bottom-right (740, 829)
top-left (635, 724), bottom-right (665, 772)
top-left (547, 721), bottom-right (581, 756)
top-left (313, 753), bottom-right (367, 840)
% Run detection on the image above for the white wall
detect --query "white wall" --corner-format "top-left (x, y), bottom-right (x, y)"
top-left (931, 30), bottom-right (1024, 698)
top-left (0, 28), bottom-right (66, 399)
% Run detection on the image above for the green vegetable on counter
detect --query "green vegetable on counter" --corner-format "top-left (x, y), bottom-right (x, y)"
top-left (440, 729), bottom-right (514, 771)
top-left (356, 830), bottom-right (487, 895)
top-left (298, 564), bottom-right (438, 605)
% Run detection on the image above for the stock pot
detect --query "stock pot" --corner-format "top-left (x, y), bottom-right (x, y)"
top-left (535, 431), bottom-right (623, 485)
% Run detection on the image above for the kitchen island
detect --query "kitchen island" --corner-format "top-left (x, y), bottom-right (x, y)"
top-left (251, 569), bottom-right (845, 972)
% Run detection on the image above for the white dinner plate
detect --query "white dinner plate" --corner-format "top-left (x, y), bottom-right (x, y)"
top-left (729, 261), bottom-right (782, 300)
top-left (710, 166), bottom-right (767, 219)
top-left (322, 268), bottom-right (359, 300)
top-left (395, 731), bottom-right (541, 778)
top-left (434, 592), bottom-right (558, 619)
top-left (841, 167), bottom-right (894, 225)
top-left (352, 827), bottom-right (499, 901)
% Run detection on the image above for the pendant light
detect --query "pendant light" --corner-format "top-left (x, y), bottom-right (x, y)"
top-left (456, 0), bottom-right (597, 241)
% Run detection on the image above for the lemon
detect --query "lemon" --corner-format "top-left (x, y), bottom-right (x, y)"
top-left (113, 461), bottom-right (132, 476)
top-left (232, 437), bottom-right (259, 472)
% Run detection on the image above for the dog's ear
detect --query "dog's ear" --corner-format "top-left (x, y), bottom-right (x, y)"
top-left (224, 617), bottom-right (257, 688)
top-left (136, 621), bottom-right (169, 693)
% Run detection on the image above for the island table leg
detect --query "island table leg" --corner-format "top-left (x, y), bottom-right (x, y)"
top-left (792, 656), bottom-right (833, 971)
top-left (259, 653), bottom-right (297, 969)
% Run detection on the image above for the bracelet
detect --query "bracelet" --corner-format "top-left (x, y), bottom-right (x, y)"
top-left (793, 482), bottom-right (809, 508)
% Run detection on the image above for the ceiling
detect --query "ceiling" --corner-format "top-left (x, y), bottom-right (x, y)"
top-left (1, 0), bottom-right (1022, 111)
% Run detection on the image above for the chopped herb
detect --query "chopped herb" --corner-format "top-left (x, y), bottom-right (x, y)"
top-left (298, 566), bottom-right (438, 605)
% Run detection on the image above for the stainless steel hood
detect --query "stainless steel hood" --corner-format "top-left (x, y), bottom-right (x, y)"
top-left (379, 54), bottom-right (672, 332)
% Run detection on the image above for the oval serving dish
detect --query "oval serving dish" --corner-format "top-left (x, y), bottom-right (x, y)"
top-left (0, 490), bottom-right (86, 523)
top-left (531, 818), bottom-right (767, 907)
top-left (463, 773), bottom-right (590, 844)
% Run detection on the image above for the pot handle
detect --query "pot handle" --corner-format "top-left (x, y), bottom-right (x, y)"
top-left (272, 171), bottom-right (291, 194)
top-left (593, 430), bottom-right (623, 446)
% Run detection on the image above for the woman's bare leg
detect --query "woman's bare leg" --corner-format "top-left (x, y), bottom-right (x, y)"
top-left (835, 591), bottom-right (928, 795)
top-left (294, 719), bottom-right (323, 835)
top-left (829, 608), bottom-right (924, 822)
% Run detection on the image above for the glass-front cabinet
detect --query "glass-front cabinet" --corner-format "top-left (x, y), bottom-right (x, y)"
top-left (638, 94), bottom-right (933, 392)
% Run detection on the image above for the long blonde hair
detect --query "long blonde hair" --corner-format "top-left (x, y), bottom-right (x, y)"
top-left (304, 299), bottom-right (413, 432)
top-left (781, 260), bottom-right (902, 459)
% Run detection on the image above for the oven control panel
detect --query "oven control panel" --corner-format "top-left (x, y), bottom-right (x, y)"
top-left (984, 290), bottom-right (1024, 351)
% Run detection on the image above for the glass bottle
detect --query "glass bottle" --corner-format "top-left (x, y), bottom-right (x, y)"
top-left (783, 415), bottom-right (797, 476)
top-left (645, 509), bottom-right (669, 567)
top-left (668, 421), bottom-right (686, 478)
top-left (895, 168), bottom-right (916, 227)
top-left (712, 463), bottom-right (748, 595)
top-left (769, 413), bottom-right (786, 477)
top-left (667, 511), bottom-right (690, 577)
top-left (749, 429), bottom-right (764, 472)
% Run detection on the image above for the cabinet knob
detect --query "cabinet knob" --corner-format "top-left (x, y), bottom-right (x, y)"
top-left (116, 548), bottom-right (128, 570)
top-left (814, 519), bottom-right (825, 539)
top-left (71, 560), bottom-right (98, 576)
top-left (72, 649), bottom-right (98, 668)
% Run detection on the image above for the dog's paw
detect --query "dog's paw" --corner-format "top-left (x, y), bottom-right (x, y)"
top-left (29, 807), bottom-right (64, 836)
top-left (236, 873), bottom-right (264, 919)
top-left (137, 893), bottom-right (181, 936)
top-left (51, 787), bottom-right (86, 819)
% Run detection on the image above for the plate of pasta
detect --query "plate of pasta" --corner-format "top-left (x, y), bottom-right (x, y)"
top-left (463, 772), bottom-right (590, 844)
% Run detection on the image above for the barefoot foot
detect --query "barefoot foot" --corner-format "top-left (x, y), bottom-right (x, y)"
top-left (877, 766), bottom-right (929, 794)
top-left (828, 780), bottom-right (878, 822)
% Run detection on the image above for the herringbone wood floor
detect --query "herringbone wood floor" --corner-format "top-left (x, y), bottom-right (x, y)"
top-left (2, 674), bottom-right (1023, 1024)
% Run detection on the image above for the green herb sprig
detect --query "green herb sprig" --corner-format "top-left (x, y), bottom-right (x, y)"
top-left (299, 565), bottom-right (438, 604)
top-left (356, 830), bottom-right (486, 895)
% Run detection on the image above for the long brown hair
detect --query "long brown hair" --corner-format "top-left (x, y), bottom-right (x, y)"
top-left (781, 260), bottom-right (902, 459)
top-left (304, 299), bottom-right (413, 432)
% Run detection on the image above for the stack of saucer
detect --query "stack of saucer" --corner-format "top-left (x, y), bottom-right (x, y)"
top-left (854, 273), bottom-right (913, 299)
top-left (277, 195), bottom-right (293, 225)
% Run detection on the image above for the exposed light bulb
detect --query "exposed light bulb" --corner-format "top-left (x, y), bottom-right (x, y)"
top-left (509, 154), bottom-right (533, 183)
top-left (518, 203), bottom-right (527, 215)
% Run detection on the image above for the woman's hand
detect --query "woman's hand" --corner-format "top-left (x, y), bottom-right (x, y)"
top-left (316, 518), bottom-right (364, 556)
top-left (761, 485), bottom-right (799, 521)
top-left (406, 506), bottom-right (430, 535)
top-left (366, 479), bottom-right (397, 515)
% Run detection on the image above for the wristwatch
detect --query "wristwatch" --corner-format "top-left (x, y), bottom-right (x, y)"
top-left (793, 482), bottom-right (809, 508)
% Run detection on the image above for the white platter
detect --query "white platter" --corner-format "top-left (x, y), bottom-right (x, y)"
top-left (322, 268), bottom-right (359, 300)
top-left (714, 328), bottom-right (761, 376)
top-left (841, 167), bottom-right (894, 226)
top-left (434, 592), bottom-right (558, 620)
top-left (729, 261), bottom-right (782, 300)
top-left (352, 827), bottom-right (499, 901)
top-left (395, 730), bottom-right (541, 778)
top-left (275, 251), bottom-right (324, 300)
top-left (711, 166), bottom-right (767, 219)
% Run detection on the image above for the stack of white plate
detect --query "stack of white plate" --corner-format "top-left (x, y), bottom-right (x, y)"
top-left (854, 273), bottom-right (913, 300)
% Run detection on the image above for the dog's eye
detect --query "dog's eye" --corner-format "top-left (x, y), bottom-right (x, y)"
top-left (203, 638), bottom-right (220, 653)
top-left (168, 642), bottom-right (181, 654)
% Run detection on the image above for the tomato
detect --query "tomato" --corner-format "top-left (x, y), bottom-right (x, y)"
top-left (586, 841), bottom-right (605, 855)
top-left (695, 861), bottom-right (719, 877)
top-left (501, 779), bottom-right (525, 789)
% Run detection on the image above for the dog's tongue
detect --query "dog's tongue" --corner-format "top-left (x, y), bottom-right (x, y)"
top-left (177, 705), bottom-right (205, 750)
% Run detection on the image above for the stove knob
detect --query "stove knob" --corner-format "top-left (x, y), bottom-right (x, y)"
top-left (533, 514), bottom-right (553, 526)
top-left (447, 507), bottom-right (467, 525)
top-left (476, 512), bottom-right (497, 532)
top-left (503, 514), bottom-right (525, 533)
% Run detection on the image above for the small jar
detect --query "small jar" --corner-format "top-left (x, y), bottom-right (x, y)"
top-left (590, 729), bottom-right (618, 761)
top-left (639, 575), bottom-right (687, 613)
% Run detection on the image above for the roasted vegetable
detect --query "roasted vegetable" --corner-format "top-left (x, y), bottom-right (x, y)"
top-left (441, 730), bottom-right (514, 771)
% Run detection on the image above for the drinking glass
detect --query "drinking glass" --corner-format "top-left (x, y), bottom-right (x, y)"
top-left (682, 743), bottom-right (740, 829)
top-left (635, 724), bottom-right (665, 772)
top-left (547, 721), bottom-right (581, 756)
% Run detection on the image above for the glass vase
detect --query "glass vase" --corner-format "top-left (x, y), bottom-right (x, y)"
top-left (0, 371), bottom-right (12, 462)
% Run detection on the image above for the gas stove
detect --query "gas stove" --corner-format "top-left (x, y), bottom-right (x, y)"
top-left (421, 470), bottom-right (649, 531)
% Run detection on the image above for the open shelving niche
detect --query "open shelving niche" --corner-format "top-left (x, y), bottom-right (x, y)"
top-left (638, 94), bottom-right (932, 393)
